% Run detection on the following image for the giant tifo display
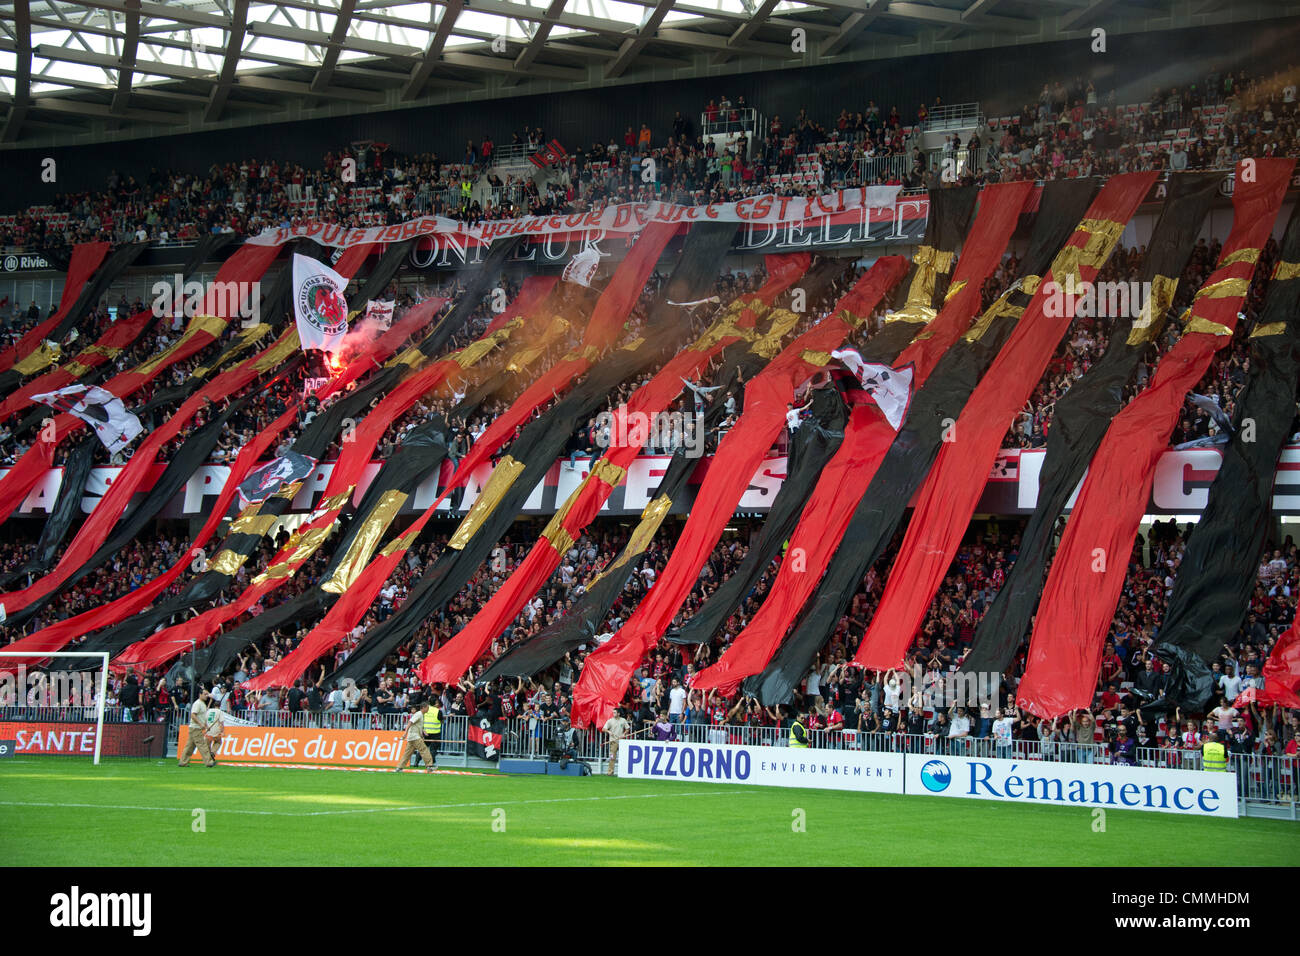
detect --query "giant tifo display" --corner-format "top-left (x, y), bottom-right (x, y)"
top-left (0, 0), bottom-right (1298, 891)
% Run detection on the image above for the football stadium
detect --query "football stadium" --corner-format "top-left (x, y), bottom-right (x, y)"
top-left (0, 0), bottom-right (1298, 905)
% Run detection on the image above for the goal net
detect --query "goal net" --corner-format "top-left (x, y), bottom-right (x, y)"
top-left (0, 651), bottom-right (163, 763)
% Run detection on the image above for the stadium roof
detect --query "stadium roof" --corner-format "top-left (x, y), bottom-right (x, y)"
top-left (0, 0), bottom-right (1295, 147)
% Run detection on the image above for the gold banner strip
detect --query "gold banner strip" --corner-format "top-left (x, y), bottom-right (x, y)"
top-left (589, 494), bottom-right (673, 587)
top-left (12, 342), bottom-right (62, 376)
top-left (1048, 218), bottom-right (1126, 290)
top-left (1193, 277), bottom-right (1251, 301)
top-left (62, 344), bottom-right (121, 379)
top-left (589, 458), bottom-right (627, 487)
top-left (194, 321), bottom-right (271, 378)
top-left (1273, 260), bottom-right (1300, 281)
top-left (133, 313), bottom-right (228, 378)
top-left (253, 525), bottom-right (336, 585)
top-left (208, 548), bottom-right (251, 577)
top-left (884, 305), bottom-right (936, 325)
top-left (448, 456), bottom-right (525, 550)
top-left (540, 517), bottom-right (575, 557)
top-left (379, 525), bottom-right (421, 558)
top-left (751, 308), bottom-right (800, 358)
top-left (322, 490), bottom-right (410, 594)
top-left (1184, 316), bottom-right (1234, 337)
top-left (1126, 274), bottom-right (1180, 346)
top-left (962, 293), bottom-right (1025, 343)
top-left (229, 514), bottom-right (279, 537)
top-left (1218, 247), bottom-right (1261, 268)
top-left (1250, 321), bottom-right (1287, 338)
top-left (800, 349), bottom-right (833, 367)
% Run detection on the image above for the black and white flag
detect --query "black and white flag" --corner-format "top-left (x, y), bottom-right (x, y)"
top-left (831, 348), bottom-right (914, 430)
top-left (237, 451), bottom-right (319, 506)
top-left (31, 385), bottom-right (143, 454)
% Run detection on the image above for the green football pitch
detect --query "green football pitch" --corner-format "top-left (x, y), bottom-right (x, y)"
top-left (2, 758), bottom-right (1297, 866)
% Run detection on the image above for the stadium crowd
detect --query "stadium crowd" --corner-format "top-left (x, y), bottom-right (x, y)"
top-left (0, 57), bottom-right (1296, 781)
top-left (2, 59), bottom-right (1298, 270)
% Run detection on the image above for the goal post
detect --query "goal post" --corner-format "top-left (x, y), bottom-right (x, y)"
top-left (0, 651), bottom-right (109, 765)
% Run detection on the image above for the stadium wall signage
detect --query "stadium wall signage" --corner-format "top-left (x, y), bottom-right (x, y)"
top-left (907, 754), bottom-right (1238, 818)
top-left (616, 742), bottom-right (1237, 817)
top-left (622, 739), bottom-right (908, 794)
top-left (0, 720), bottom-right (167, 757)
top-left (246, 187), bottom-right (904, 249)
top-left (1, 253), bottom-right (52, 272)
top-left (407, 200), bottom-right (930, 268)
top-left (6, 444), bottom-right (1300, 519)
top-left (176, 725), bottom-right (404, 767)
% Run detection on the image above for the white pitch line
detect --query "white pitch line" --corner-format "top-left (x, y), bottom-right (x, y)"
top-left (0, 789), bottom-right (753, 819)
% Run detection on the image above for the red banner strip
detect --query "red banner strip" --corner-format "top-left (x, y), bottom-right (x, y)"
top-left (853, 171), bottom-right (1160, 673)
top-left (1018, 158), bottom-right (1294, 718)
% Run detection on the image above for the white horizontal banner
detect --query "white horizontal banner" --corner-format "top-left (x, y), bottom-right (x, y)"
top-left (6, 444), bottom-right (1300, 519)
top-left (247, 187), bottom-right (901, 248)
top-left (617, 739), bottom-right (906, 794)
top-left (907, 753), bottom-right (1238, 818)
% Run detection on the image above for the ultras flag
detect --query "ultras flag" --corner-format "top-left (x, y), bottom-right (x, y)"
top-left (293, 253), bottom-right (350, 353)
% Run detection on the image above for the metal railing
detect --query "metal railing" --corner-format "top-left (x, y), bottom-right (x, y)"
top-left (925, 145), bottom-right (990, 177)
top-left (487, 143), bottom-right (537, 169)
top-left (923, 103), bottom-right (983, 132)
top-left (858, 153), bottom-right (918, 184)
top-left (701, 107), bottom-right (763, 138)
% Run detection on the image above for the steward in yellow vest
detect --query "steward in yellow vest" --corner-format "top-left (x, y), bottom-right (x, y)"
top-left (1202, 733), bottom-right (1228, 772)
top-left (789, 712), bottom-right (810, 749)
top-left (421, 698), bottom-right (443, 767)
